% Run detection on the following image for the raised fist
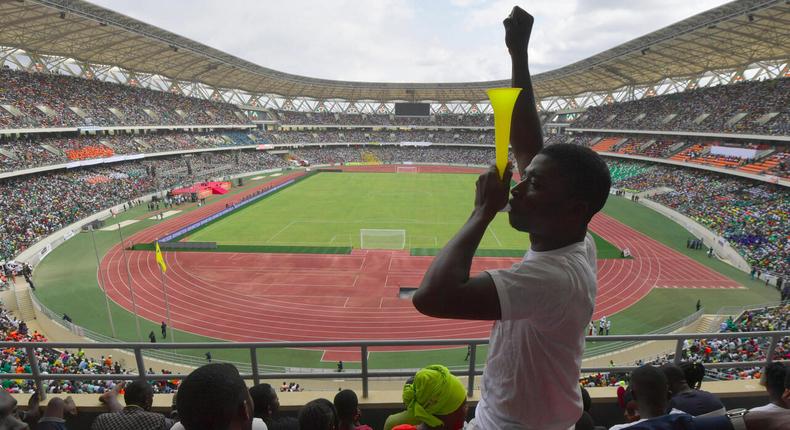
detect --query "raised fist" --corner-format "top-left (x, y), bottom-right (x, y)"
top-left (503, 6), bottom-right (534, 53)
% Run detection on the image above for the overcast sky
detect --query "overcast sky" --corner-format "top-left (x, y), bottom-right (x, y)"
top-left (91, 0), bottom-right (730, 83)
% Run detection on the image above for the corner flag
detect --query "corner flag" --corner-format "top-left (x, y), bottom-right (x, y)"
top-left (155, 241), bottom-right (167, 273)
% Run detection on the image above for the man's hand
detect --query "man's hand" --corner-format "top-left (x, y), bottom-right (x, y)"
top-left (504, 6), bottom-right (534, 54)
top-left (99, 381), bottom-right (125, 413)
top-left (474, 164), bottom-right (513, 219)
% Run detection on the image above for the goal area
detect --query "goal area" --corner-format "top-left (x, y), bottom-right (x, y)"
top-left (360, 229), bottom-right (406, 250)
top-left (396, 166), bottom-right (419, 173)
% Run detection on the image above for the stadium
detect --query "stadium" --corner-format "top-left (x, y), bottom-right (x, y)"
top-left (0, 0), bottom-right (788, 428)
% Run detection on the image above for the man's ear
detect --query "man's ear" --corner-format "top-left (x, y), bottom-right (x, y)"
top-left (782, 388), bottom-right (790, 407)
top-left (567, 199), bottom-right (590, 223)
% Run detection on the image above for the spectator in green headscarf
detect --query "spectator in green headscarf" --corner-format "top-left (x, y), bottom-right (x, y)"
top-left (392, 365), bottom-right (468, 430)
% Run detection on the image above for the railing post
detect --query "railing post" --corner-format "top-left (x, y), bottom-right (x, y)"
top-left (25, 346), bottom-right (45, 401)
top-left (250, 347), bottom-right (260, 386)
top-left (765, 334), bottom-right (779, 364)
top-left (361, 345), bottom-right (369, 399)
top-left (466, 343), bottom-right (476, 397)
top-left (134, 347), bottom-right (147, 381)
top-left (672, 338), bottom-right (685, 365)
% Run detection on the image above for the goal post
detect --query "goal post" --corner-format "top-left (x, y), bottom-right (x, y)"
top-left (396, 166), bottom-right (419, 173)
top-left (360, 229), bottom-right (406, 250)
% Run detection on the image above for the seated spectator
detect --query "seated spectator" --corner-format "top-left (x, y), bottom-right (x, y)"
top-left (383, 377), bottom-right (420, 430)
top-left (333, 389), bottom-right (372, 430)
top-left (249, 383), bottom-right (297, 429)
top-left (91, 380), bottom-right (174, 430)
top-left (37, 396), bottom-right (77, 430)
top-left (751, 362), bottom-right (787, 412)
top-left (575, 387), bottom-right (605, 430)
top-left (391, 365), bottom-right (467, 430)
top-left (173, 363), bottom-right (261, 430)
top-left (610, 365), bottom-right (682, 430)
top-left (298, 399), bottom-right (338, 430)
top-left (0, 390), bottom-right (37, 429)
top-left (662, 363), bottom-right (725, 416)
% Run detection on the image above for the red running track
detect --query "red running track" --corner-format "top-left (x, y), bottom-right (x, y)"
top-left (98, 167), bottom-right (743, 361)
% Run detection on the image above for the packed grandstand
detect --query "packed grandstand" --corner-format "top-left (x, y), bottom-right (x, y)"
top-left (0, 0), bottom-right (788, 428)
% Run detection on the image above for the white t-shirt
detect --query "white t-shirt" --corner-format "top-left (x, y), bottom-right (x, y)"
top-left (749, 402), bottom-right (785, 412)
top-left (474, 233), bottom-right (598, 430)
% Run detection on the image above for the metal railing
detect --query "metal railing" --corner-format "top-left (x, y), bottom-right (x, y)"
top-left (583, 308), bottom-right (705, 358)
top-left (2, 330), bottom-right (787, 400)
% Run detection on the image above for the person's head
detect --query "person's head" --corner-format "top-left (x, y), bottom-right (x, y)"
top-left (249, 383), bottom-right (279, 419)
top-left (509, 144), bottom-right (611, 236)
top-left (402, 365), bottom-right (467, 430)
top-left (580, 386), bottom-right (592, 412)
top-left (124, 380), bottom-right (154, 410)
top-left (761, 362), bottom-right (787, 404)
top-left (630, 365), bottom-right (669, 418)
top-left (176, 363), bottom-right (253, 430)
top-left (298, 398), bottom-right (338, 430)
top-left (624, 400), bottom-right (640, 423)
top-left (333, 389), bottom-right (361, 425)
top-left (783, 364), bottom-right (790, 408)
top-left (680, 362), bottom-right (706, 390)
top-left (661, 363), bottom-right (690, 396)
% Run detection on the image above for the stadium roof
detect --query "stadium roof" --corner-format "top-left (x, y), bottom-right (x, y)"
top-left (0, 0), bottom-right (788, 103)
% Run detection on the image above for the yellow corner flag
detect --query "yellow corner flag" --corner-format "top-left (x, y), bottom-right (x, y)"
top-left (155, 241), bottom-right (167, 273)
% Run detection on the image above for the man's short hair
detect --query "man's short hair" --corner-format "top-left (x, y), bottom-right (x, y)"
top-left (333, 389), bottom-right (359, 421)
top-left (124, 380), bottom-right (153, 407)
top-left (176, 363), bottom-right (248, 430)
top-left (680, 362), bottom-right (706, 390)
top-left (763, 362), bottom-right (787, 398)
top-left (249, 383), bottom-right (277, 418)
top-left (660, 363), bottom-right (686, 387)
top-left (631, 365), bottom-right (668, 407)
top-left (538, 144), bottom-right (611, 220)
top-left (298, 398), bottom-right (338, 430)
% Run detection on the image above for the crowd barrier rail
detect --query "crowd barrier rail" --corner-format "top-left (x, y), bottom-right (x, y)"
top-left (2, 329), bottom-right (787, 400)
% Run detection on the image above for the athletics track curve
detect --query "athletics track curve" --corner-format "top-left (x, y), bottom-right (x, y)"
top-left (98, 166), bottom-right (743, 361)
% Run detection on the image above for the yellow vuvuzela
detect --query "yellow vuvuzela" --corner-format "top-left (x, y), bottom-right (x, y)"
top-left (486, 88), bottom-right (522, 179)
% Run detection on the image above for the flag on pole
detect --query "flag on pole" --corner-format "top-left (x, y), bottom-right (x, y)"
top-left (155, 241), bottom-right (167, 273)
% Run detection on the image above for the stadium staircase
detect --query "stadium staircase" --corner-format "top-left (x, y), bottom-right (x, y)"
top-left (591, 137), bottom-right (622, 152)
top-left (14, 288), bottom-right (36, 322)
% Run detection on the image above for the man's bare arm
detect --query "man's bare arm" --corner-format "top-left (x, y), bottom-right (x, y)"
top-left (412, 166), bottom-right (511, 320)
top-left (505, 6), bottom-right (543, 176)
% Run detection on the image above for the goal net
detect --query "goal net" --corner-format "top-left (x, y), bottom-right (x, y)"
top-left (396, 166), bottom-right (419, 173)
top-left (360, 229), bottom-right (406, 250)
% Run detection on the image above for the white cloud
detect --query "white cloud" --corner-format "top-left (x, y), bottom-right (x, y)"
top-left (91, 0), bottom-right (730, 82)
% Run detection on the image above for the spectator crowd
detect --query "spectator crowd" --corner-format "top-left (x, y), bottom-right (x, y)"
top-left (0, 68), bottom-right (248, 129)
top-left (609, 160), bottom-right (789, 279)
top-left (574, 77), bottom-right (789, 135)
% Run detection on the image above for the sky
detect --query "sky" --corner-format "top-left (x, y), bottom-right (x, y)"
top-left (91, 0), bottom-right (730, 83)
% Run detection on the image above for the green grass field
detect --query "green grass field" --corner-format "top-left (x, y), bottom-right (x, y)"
top-left (186, 172), bottom-right (524, 249)
top-left (183, 172), bottom-right (623, 258)
top-left (31, 170), bottom-right (783, 370)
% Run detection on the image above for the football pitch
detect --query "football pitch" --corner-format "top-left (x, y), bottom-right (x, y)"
top-left (183, 171), bottom-right (621, 256)
top-left (185, 172), bottom-right (526, 249)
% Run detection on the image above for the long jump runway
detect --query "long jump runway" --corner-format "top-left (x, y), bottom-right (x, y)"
top-left (99, 169), bottom-right (743, 361)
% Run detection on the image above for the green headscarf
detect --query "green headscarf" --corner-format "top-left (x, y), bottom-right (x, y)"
top-left (402, 365), bottom-right (466, 427)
